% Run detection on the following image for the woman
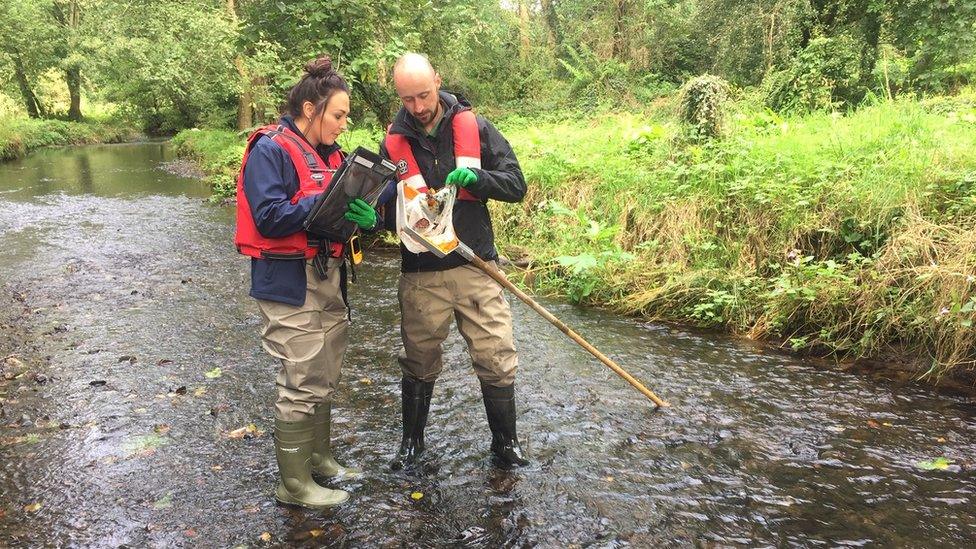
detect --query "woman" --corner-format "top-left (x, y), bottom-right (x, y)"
top-left (234, 56), bottom-right (378, 509)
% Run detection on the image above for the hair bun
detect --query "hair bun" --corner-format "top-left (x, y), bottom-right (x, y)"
top-left (304, 56), bottom-right (334, 78)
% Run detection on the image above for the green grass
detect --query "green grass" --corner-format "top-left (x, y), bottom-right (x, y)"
top-left (493, 94), bottom-right (976, 378)
top-left (176, 94), bottom-right (976, 378)
top-left (0, 117), bottom-right (138, 161)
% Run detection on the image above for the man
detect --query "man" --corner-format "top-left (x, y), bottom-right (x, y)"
top-left (379, 52), bottom-right (529, 469)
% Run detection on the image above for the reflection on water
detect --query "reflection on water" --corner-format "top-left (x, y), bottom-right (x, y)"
top-left (1, 143), bottom-right (975, 547)
top-left (0, 142), bottom-right (211, 199)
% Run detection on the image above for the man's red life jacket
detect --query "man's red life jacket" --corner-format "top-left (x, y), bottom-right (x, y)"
top-left (385, 109), bottom-right (481, 201)
top-left (235, 124), bottom-right (344, 260)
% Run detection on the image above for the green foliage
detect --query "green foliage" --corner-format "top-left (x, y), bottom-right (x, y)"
top-left (492, 98), bottom-right (976, 376)
top-left (678, 74), bottom-right (730, 140)
top-left (93, 2), bottom-right (239, 134)
top-left (765, 36), bottom-right (863, 113)
top-left (171, 129), bottom-right (244, 199)
top-left (0, 117), bottom-right (135, 160)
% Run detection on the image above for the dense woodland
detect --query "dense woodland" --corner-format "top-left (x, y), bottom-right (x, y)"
top-left (1, 0), bottom-right (974, 131)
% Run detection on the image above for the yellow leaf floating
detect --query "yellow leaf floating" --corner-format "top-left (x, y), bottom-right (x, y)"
top-left (227, 424), bottom-right (264, 439)
top-left (309, 529), bottom-right (324, 538)
top-left (411, 491), bottom-right (424, 500)
top-left (24, 502), bottom-right (42, 512)
top-left (259, 532), bottom-right (271, 542)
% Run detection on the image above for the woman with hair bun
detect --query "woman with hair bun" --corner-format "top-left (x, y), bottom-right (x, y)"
top-left (234, 55), bottom-right (377, 509)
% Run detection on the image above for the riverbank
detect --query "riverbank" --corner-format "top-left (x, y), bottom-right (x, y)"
top-left (173, 93), bottom-right (976, 382)
top-left (0, 117), bottom-right (140, 161)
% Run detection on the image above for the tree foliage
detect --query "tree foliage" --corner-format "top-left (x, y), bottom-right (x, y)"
top-left (0, 0), bottom-right (973, 130)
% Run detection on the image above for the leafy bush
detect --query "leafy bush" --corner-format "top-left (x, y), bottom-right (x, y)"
top-left (677, 74), bottom-right (730, 140)
top-left (764, 36), bottom-right (863, 113)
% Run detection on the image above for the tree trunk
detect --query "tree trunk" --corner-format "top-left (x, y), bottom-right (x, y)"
top-left (53, 0), bottom-right (83, 120)
top-left (227, 0), bottom-right (252, 130)
top-left (236, 57), bottom-right (253, 130)
top-left (540, 0), bottom-right (566, 75)
top-left (518, 0), bottom-right (531, 61)
top-left (13, 56), bottom-right (43, 119)
top-left (611, 0), bottom-right (629, 59)
top-left (66, 65), bottom-right (82, 121)
top-left (540, 0), bottom-right (563, 50)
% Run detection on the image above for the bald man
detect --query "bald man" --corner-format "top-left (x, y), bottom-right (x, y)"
top-left (378, 53), bottom-right (529, 469)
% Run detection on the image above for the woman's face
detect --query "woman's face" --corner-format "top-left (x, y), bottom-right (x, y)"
top-left (303, 91), bottom-right (349, 147)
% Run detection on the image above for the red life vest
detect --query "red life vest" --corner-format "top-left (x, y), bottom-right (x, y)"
top-left (235, 124), bottom-right (344, 260)
top-left (385, 109), bottom-right (481, 201)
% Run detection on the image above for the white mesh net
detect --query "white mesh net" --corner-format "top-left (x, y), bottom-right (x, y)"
top-left (396, 183), bottom-right (460, 254)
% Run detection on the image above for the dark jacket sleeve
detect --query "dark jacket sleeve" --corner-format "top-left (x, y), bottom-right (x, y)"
top-left (242, 138), bottom-right (315, 238)
top-left (467, 118), bottom-right (526, 204)
top-left (377, 138), bottom-right (398, 231)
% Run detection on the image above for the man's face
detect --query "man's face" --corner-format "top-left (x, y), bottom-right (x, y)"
top-left (395, 71), bottom-right (441, 126)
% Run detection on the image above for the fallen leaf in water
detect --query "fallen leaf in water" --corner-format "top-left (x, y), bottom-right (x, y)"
top-left (227, 424), bottom-right (263, 439)
top-left (24, 502), bottom-right (42, 512)
top-left (867, 420), bottom-right (880, 428)
top-left (359, 377), bottom-right (372, 385)
top-left (124, 434), bottom-right (168, 456)
top-left (211, 465), bottom-right (223, 471)
top-left (883, 422), bottom-right (893, 427)
top-left (937, 437), bottom-right (947, 443)
top-left (153, 493), bottom-right (173, 509)
top-left (917, 457), bottom-right (953, 471)
top-left (259, 532), bottom-right (271, 542)
top-left (410, 492), bottom-right (424, 500)
top-left (243, 505), bottom-right (260, 514)
top-left (604, 476), bottom-right (615, 482)
top-left (309, 529), bottom-right (324, 538)
top-left (154, 424), bottom-right (171, 435)
top-left (204, 367), bottom-right (222, 379)
top-left (193, 387), bottom-right (207, 397)
top-left (184, 528), bottom-right (197, 537)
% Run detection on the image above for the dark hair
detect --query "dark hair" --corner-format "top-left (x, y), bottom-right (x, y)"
top-left (285, 55), bottom-right (349, 119)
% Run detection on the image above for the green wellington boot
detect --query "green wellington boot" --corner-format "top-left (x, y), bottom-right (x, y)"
top-left (310, 402), bottom-right (363, 480)
top-left (274, 418), bottom-right (349, 509)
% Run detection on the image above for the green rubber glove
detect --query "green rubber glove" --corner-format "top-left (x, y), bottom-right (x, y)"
top-left (343, 198), bottom-right (378, 230)
top-left (445, 167), bottom-right (477, 188)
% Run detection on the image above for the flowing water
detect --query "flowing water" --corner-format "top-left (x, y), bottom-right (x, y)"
top-left (1, 143), bottom-right (975, 547)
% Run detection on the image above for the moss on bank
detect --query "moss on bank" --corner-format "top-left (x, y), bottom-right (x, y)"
top-left (0, 118), bottom-right (139, 161)
top-left (174, 94), bottom-right (976, 379)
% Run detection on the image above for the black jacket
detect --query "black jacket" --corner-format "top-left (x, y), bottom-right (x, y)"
top-left (380, 91), bottom-right (526, 272)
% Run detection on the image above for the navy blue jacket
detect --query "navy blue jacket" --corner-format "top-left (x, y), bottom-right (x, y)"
top-left (242, 116), bottom-right (341, 306)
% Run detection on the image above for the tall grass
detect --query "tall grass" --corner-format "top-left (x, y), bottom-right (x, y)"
top-left (0, 117), bottom-right (138, 161)
top-left (494, 96), bottom-right (976, 378)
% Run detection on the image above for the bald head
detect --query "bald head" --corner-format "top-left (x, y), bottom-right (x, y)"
top-left (393, 52), bottom-right (442, 129)
top-left (393, 53), bottom-right (436, 82)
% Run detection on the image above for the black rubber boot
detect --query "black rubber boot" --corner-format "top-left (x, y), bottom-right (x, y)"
top-left (391, 376), bottom-right (434, 469)
top-left (480, 381), bottom-right (530, 468)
